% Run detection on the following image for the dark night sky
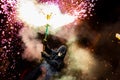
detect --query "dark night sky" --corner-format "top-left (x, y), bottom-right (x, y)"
top-left (89, 0), bottom-right (120, 79)
top-left (89, 0), bottom-right (120, 29)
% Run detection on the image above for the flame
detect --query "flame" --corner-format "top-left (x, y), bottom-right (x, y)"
top-left (16, 0), bottom-right (75, 30)
top-left (116, 33), bottom-right (120, 40)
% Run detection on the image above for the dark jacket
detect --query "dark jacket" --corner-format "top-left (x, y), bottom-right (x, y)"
top-left (42, 45), bottom-right (67, 71)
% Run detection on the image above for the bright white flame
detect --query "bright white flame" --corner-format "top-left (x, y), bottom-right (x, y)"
top-left (16, 0), bottom-right (75, 30)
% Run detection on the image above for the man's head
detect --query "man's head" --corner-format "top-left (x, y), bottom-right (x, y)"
top-left (57, 45), bottom-right (67, 57)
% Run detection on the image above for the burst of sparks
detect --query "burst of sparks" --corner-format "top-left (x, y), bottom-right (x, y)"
top-left (59, 0), bottom-right (95, 19)
top-left (0, 0), bottom-right (23, 79)
top-left (16, 0), bottom-right (75, 30)
top-left (16, 0), bottom-right (96, 30)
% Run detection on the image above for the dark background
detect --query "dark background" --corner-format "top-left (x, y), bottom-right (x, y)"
top-left (88, 0), bottom-right (120, 79)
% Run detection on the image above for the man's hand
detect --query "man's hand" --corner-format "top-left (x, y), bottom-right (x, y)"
top-left (42, 40), bottom-right (47, 46)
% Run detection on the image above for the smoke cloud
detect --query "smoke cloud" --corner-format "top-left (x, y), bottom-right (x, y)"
top-left (50, 22), bottom-right (112, 80)
top-left (19, 27), bottom-right (43, 62)
top-left (19, 21), bottom-right (114, 80)
top-left (52, 42), bottom-right (105, 80)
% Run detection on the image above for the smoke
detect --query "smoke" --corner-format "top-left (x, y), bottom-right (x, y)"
top-left (56, 42), bottom-right (96, 80)
top-left (18, 20), bottom-right (117, 80)
top-left (18, 21), bottom-right (111, 80)
top-left (51, 22), bottom-right (110, 80)
top-left (50, 40), bottom-right (107, 80)
top-left (68, 43), bottom-right (96, 73)
top-left (19, 27), bottom-right (43, 62)
top-left (56, 75), bottom-right (76, 80)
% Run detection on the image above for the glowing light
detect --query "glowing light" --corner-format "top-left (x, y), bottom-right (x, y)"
top-left (16, 0), bottom-right (75, 30)
top-left (17, 0), bottom-right (45, 27)
top-left (116, 33), bottom-right (120, 40)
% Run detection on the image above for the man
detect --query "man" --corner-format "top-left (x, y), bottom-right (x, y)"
top-left (22, 42), bottom-right (67, 80)
top-left (41, 42), bottom-right (67, 80)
